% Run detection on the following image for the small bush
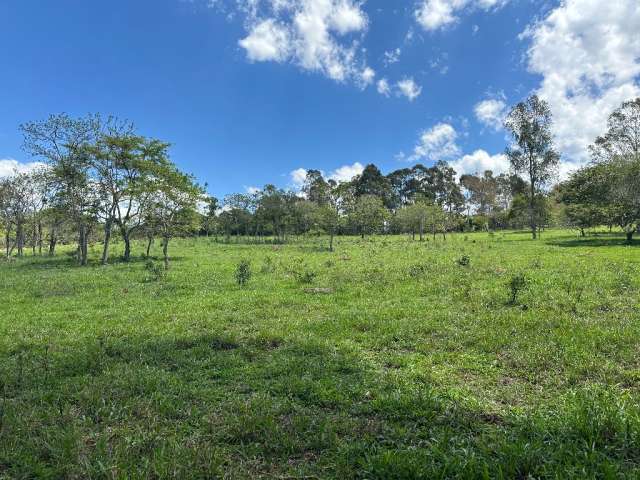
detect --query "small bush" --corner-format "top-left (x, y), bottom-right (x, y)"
top-left (235, 260), bottom-right (251, 286)
top-left (508, 273), bottom-right (527, 305)
top-left (457, 255), bottom-right (470, 267)
top-left (408, 264), bottom-right (428, 278)
top-left (144, 259), bottom-right (165, 282)
top-left (296, 269), bottom-right (317, 284)
top-left (260, 256), bottom-right (276, 274)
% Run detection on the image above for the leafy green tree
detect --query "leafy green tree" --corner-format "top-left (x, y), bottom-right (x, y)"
top-left (21, 114), bottom-right (103, 265)
top-left (588, 97), bottom-right (640, 242)
top-left (143, 162), bottom-right (202, 269)
top-left (349, 194), bottom-right (388, 238)
top-left (504, 95), bottom-right (560, 239)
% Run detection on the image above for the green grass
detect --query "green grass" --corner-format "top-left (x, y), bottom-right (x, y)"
top-left (0, 230), bottom-right (639, 479)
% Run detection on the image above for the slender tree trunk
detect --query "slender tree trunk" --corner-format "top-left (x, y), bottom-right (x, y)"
top-left (626, 231), bottom-right (634, 243)
top-left (122, 230), bottom-right (131, 262)
top-left (529, 168), bottom-right (537, 239)
top-left (16, 222), bottom-right (24, 257)
top-left (49, 230), bottom-right (57, 256)
top-left (5, 229), bottom-right (10, 258)
top-left (146, 235), bottom-right (153, 258)
top-left (162, 235), bottom-right (170, 270)
top-left (580, 227), bottom-right (585, 237)
top-left (329, 231), bottom-right (334, 252)
top-left (419, 217), bottom-right (424, 242)
top-left (101, 221), bottom-right (113, 265)
top-left (38, 222), bottom-right (43, 255)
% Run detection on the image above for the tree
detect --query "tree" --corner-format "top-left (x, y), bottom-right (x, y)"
top-left (504, 95), bottom-right (560, 239)
top-left (349, 194), bottom-right (388, 238)
top-left (589, 97), bottom-right (640, 242)
top-left (21, 114), bottom-right (102, 265)
top-left (202, 195), bottom-right (219, 238)
top-left (353, 164), bottom-right (394, 208)
top-left (144, 161), bottom-right (202, 269)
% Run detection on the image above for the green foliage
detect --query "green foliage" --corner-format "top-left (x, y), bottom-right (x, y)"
top-left (457, 254), bottom-right (470, 266)
top-left (508, 272), bottom-right (528, 305)
top-left (144, 259), bottom-right (165, 282)
top-left (234, 259), bottom-right (251, 286)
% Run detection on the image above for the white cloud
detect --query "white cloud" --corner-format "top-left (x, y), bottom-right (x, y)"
top-left (449, 149), bottom-right (509, 177)
top-left (239, 19), bottom-right (291, 61)
top-left (409, 123), bottom-right (460, 161)
top-left (245, 185), bottom-right (261, 194)
top-left (289, 162), bottom-right (364, 188)
top-left (522, 0), bottom-right (640, 166)
top-left (415, 0), bottom-right (508, 32)
top-left (474, 97), bottom-right (506, 131)
top-left (396, 77), bottom-right (422, 101)
top-left (290, 167), bottom-right (308, 188)
top-left (0, 159), bottom-right (45, 178)
top-left (377, 78), bottom-right (390, 96)
top-left (360, 66), bottom-right (375, 86)
top-left (238, 0), bottom-right (370, 85)
top-left (383, 47), bottom-right (401, 66)
top-left (328, 161), bottom-right (364, 182)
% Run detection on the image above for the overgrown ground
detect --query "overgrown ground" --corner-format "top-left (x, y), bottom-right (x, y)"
top-left (0, 230), bottom-right (639, 479)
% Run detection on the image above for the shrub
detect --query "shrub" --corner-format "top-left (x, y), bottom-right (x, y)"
top-left (260, 256), bottom-right (276, 274)
top-left (508, 273), bottom-right (527, 305)
top-left (296, 269), bottom-right (317, 284)
top-left (457, 255), bottom-right (470, 267)
top-left (235, 260), bottom-right (251, 286)
top-left (144, 259), bottom-right (165, 282)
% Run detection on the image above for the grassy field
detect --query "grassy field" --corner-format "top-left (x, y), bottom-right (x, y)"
top-left (0, 230), bottom-right (639, 479)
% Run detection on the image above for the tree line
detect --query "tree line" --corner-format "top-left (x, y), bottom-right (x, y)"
top-left (1, 96), bottom-right (638, 268)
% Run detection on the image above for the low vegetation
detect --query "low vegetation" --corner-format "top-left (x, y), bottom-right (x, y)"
top-left (0, 231), bottom-right (638, 478)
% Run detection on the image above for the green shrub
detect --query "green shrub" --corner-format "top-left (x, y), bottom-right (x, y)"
top-left (235, 260), bottom-right (251, 286)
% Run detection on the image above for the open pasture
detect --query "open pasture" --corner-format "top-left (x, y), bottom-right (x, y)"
top-left (0, 230), bottom-right (639, 479)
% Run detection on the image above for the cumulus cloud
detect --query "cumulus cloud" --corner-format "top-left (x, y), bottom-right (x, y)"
top-left (289, 161), bottom-right (364, 188)
top-left (239, 19), bottom-right (291, 61)
top-left (238, 0), bottom-right (370, 84)
top-left (449, 149), bottom-right (509, 177)
top-left (289, 167), bottom-right (308, 188)
top-left (474, 97), bottom-right (506, 131)
top-left (396, 77), bottom-right (422, 101)
top-left (0, 159), bottom-right (45, 178)
top-left (409, 123), bottom-right (460, 161)
top-left (383, 47), bottom-right (401, 66)
top-left (522, 0), bottom-right (640, 165)
top-left (415, 0), bottom-right (509, 32)
top-left (377, 78), bottom-right (391, 96)
top-left (328, 161), bottom-right (364, 182)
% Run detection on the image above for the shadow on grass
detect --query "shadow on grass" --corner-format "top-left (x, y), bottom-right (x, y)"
top-left (1, 333), bottom-right (640, 479)
top-left (547, 235), bottom-right (639, 248)
top-left (0, 253), bottom-right (187, 271)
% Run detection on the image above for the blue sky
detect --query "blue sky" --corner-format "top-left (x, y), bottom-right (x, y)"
top-left (1, 0), bottom-right (638, 199)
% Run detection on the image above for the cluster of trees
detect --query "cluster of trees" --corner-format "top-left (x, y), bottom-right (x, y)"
top-left (559, 98), bottom-right (640, 242)
top-left (1, 97), bottom-right (638, 267)
top-left (1, 114), bottom-right (203, 268)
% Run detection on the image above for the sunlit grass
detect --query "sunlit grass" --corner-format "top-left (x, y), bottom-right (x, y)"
top-left (0, 230), bottom-right (639, 478)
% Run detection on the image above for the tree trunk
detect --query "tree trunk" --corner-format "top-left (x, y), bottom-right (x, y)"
top-left (49, 231), bottom-right (57, 256)
top-left (38, 222), bottom-right (43, 255)
top-left (162, 235), bottom-right (170, 270)
top-left (419, 218), bottom-right (424, 242)
top-left (329, 231), bottom-right (334, 252)
top-left (16, 222), bottom-right (24, 257)
top-left (146, 235), bottom-right (153, 258)
top-left (529, 175), bottom-right (537, 239)
top-left (122, 230), bottom-right (131, 262)
top-left (5, 229), bottom-right (10, 258)
top-left (626, 231), bottom-right (634, 243)
top-left (101, 221), bottom-right (113, 265)
top-left (580, 227), bottom-right (585, 237)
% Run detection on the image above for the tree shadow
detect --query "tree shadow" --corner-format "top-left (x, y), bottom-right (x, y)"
top-left (2, 332), bottom-right (640, 478)
top-left (547, 236), bottom-right (638, 248)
